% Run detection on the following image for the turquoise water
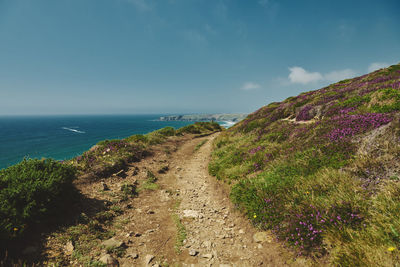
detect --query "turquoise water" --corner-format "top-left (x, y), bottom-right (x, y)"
top-left (0, 115), bottom-right (199, 170)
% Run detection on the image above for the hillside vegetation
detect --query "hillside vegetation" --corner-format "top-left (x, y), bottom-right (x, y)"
top-left (209, 63), bottom-right (400, 265)
top-left (71, 121), bottom-right (222, 179)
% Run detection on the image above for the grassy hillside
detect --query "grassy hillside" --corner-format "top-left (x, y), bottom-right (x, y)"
top-left (209, 63), bottom-right (400, 266)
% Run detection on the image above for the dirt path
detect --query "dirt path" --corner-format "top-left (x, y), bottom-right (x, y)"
top-left (166, 133), bottom-right (295, 267)
top-left (42, 133), bottom-right (301, 266)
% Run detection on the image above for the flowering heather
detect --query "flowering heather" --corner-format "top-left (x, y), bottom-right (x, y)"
top-left (338, 107), bottom-right (356, 114)
top-left (249, 145), bottom-right (264, 154)
top-left (367, 75), bottom-right (394, 85)
top-left (327, 113), bottom-right (392, 141)
top-left (278, 204), bottom-right (363, 254)
top-left (296, 105), bottom-right (313, 121)
top-left (316, 93), bottom-right (343, 105)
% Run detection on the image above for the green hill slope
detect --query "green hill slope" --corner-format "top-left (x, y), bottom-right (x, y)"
top-left (209, 63), bottom-right (400, 265)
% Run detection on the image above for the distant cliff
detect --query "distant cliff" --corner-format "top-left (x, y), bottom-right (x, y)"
top-left (159, 113), bottom-right (248, 122)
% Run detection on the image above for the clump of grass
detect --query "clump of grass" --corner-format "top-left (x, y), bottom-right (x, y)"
top-left (63, 219), bottom-right (114, 266)
top-left (139, 170), bottom-right (159, 191)
top-left (120, 183), bottom-right (137, 199)
top-left (110, 205), bottom-right (123, 215)
top-left (171, 200), bottom-right (186, 253)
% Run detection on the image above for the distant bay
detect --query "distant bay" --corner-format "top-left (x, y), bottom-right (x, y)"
top-left (0, 115), bottom-right (225, 170)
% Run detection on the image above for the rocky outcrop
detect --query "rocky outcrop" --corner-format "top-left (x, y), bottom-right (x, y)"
top-left (159, 113), bottom-right (248, 122)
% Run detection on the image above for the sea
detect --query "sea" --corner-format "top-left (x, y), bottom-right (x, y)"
top-left (0, 115), bottom-right (232, 170)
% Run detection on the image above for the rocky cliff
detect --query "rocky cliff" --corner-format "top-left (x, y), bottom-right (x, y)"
top-left (159, 113), bottom-right (248, 122)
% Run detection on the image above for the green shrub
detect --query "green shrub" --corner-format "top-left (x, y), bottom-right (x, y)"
top-left (124, 134), bottom-right (148, 144)
top-left (176, 124), bottom-right (200, 134)
top-left (176, 122), bottom-right (222, 135)
top-left (338, 95), bottom-right (371, 108)
top-left (155, 126), bottom-right (176, 136)
top-left (0, 159), bottom-right (76, 242)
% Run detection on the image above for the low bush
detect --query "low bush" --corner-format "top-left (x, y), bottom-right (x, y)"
top-left (176, 122), bottom-right (222, 135)
top-left (155, 126), bottom-right (176, 136)
top-left (0, 159), bottom-right (76, 243)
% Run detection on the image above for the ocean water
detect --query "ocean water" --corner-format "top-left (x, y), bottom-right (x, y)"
top-left (0, 115), bottom-right (226, 170)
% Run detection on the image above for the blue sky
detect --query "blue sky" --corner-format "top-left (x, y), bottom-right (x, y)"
top-left (0, 0), bottom-right (399, 115)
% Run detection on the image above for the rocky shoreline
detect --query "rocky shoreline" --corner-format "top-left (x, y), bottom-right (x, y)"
top-left (159, 113), bottom-right (248, 122)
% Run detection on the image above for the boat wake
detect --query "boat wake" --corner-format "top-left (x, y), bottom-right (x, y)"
top-left (62, 127), bottom-right (85, 134)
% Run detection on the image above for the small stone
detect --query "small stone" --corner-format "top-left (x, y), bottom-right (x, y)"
top-left (146, 229), bottom-right (155, 234)
top-left (202, 253), bottom-right (213, 259)
top-left (65, 241), bottom-right (74, 254)
top-left (183, 210), bottom-right (199, 218)
top-left (189, 249), bottom-right (198, 256)
top-left (220, 264), bottom-right (231, 267)
top-left (99, 254), bottom-right (119, 266)
top-left (134, 233), bottom-right (142, 237)
top-left (145, 254), bottom-right (155, 264)
top-left (257, 244), bottom-right (263, 249)
top-left (202, 241), bottom-right (212, 248)
top-left (253, 231), bottom-right (273, 243)
top-left (102, 237), bottom-right (124, 248)
top-left (147, 210), bottom-right (155, 214)
top-left (238, 229), bottom-right (245, 234)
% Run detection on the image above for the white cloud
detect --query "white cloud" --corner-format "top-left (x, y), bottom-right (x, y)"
top-left (241, 82), bottom-right (261, 91)
top-left (368, 62), bottom-right (390, 72)
top-left (324, 69), bottom-right (357, 82)
top-left (288, 66), bottom-right (358, 85)
top-left (288, 67), bottom-right (323, 84)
